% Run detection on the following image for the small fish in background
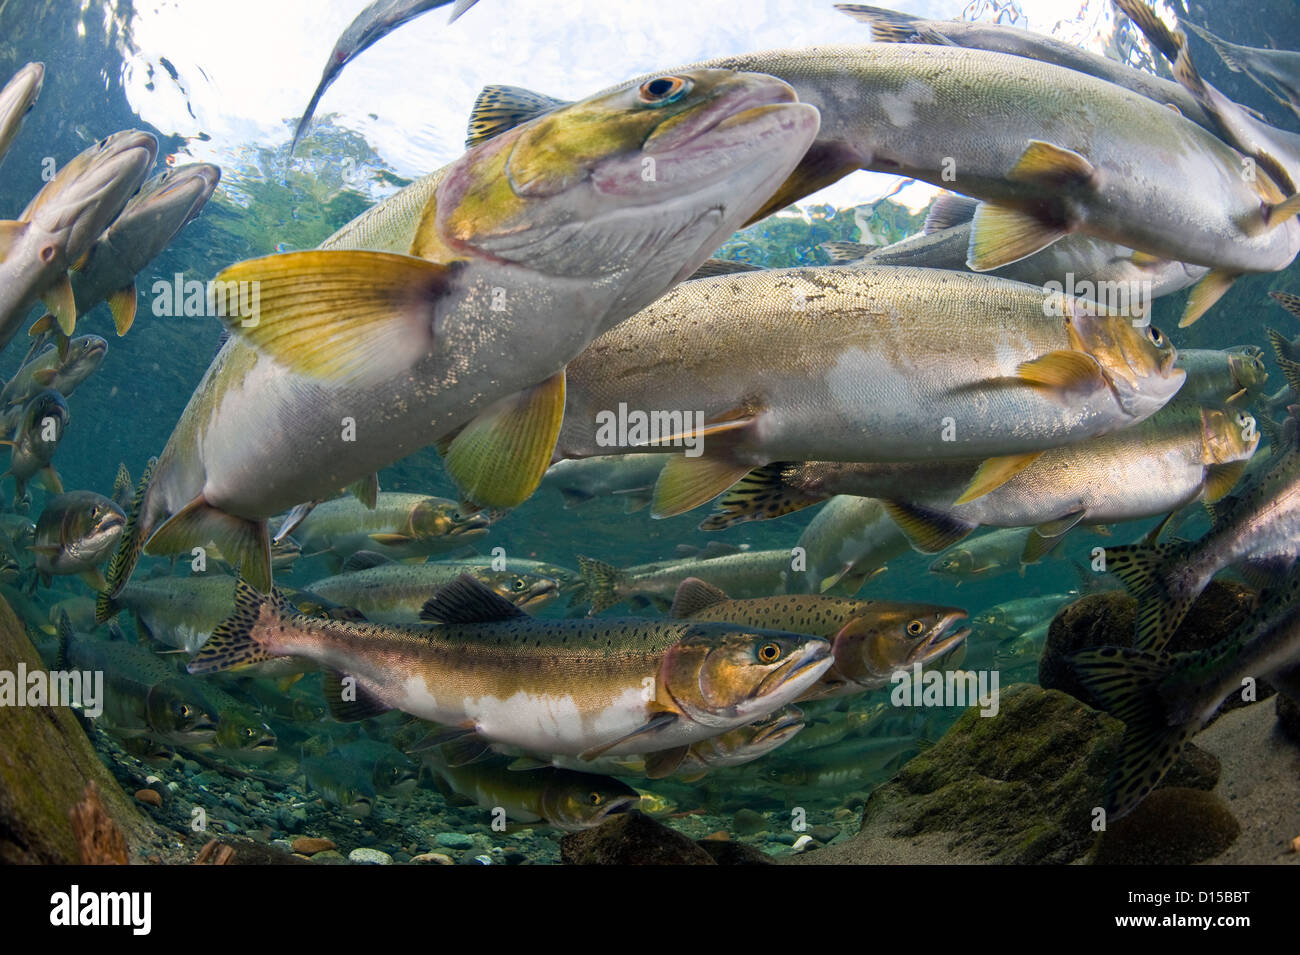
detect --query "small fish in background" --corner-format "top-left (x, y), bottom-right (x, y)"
top-left (290, 0), bottom-right (481, 153)
top-left (299, 754), bottom-right (377, 819)
top-left (785, 496), bottom-right (910, 596)
top-left (649, 706), bottom-right (806, 781)
top-left (572, 548), bottom-right (792, 614)
top-left (66, 162), bottom-right (221, 338)
top-left (0, 334), bottom-right (106, 430)
top-left (0, 130), bottom-right (157, 351)
top-left (1, 388), bottom-right (69, 508)
top-left (54, 612), bottom-right (220, 746)
top-left (29, 490), bottom-right (124, 590)
top-left (667, 577), bottom-right (968, 701)
top-left (540, 454), bottom-right (666, 512)
top-left (332, 739), bottom-right (419, 802)
top-left (1073, 567), bottom-right (1300, 819)
top-left (929, 527), bottom-right (1050, 583)
top-left (303, 552), bottom-right (565, 623)
top-left (423, 748), bottom-right (641, 831)
top-left (0, 62), bottom-right (43, 171)
top-left (286, 492), bottom-right (489, 570)
top-left (1184, 20), bottom-right (1300, 122)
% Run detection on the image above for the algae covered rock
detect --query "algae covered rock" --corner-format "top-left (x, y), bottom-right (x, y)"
top-left (1040, 581), bottom-right (1265, 716)
top-left (0, 596), bottom-right (160, 863)
top-left (1092, 788), bottom-right (1240, 864)
top-left (560, 811), bottom-right (716, 865)
top-left (851, 683), bottom-right (1121, 864)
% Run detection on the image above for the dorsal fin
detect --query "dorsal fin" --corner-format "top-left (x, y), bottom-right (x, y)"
top-left (466, 85), bottom-right (570, 147)
top-left (419, 573), bottom-right (528, 623)
top-left (923, 193), bottom-right (979, 233)
top-left (669, 577), bottom-right (730, 618)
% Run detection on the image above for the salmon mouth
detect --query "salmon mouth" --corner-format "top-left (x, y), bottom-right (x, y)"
top-left (906, 612), bottom-right (971, 667)
top-left (751, 641), bottom-right (832, 702)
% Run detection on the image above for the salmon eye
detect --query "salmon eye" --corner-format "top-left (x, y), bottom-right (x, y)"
top-left (757, 642), bottom-right (781, 663)
top-left (639, 76), bottom-right (690, 105)
top-left (589, 792), bottom-right (602, 805)
top-left (511, 577), bottom-right (526, 591)
top-left (1146, 326), bottom-right (1165, 347)
top-left (906, 620), bottom-right (925, 636)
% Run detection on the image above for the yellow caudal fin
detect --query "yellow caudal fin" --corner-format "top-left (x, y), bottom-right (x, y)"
top-left (41, 272), bottom-right (76, 336)
top-left (651, 454), bottom-right (753, 519)
top-left (106, 284), bottom-right (137, 336)
top-left (146, 496), bottom-right (272, 592)
top-left (216, 250), bottom-right (464, 385)
top-left (967, 201), bottom-right (1068, 271)
top-left (1179, 269), bottom-right (1239, 327)
top-left (953, 451), bottom-right (1043, 505)
top-left (441, 370), bottom-right (565, 509)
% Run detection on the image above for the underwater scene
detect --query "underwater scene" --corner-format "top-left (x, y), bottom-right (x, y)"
top-left (1, 0), bottom-right (1299, 876)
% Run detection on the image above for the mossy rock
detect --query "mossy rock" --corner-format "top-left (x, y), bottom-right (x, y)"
top-left (1092, 788), bottom-right (1240, 864)
top-left (855, 684), bottom-right (1121, 864)
top-left (560, 812), bottom-right (716, 865)
top-left (0, 596), bottom-right (162, 863)
top-left (1040, 582), bottom-right (1269, 719)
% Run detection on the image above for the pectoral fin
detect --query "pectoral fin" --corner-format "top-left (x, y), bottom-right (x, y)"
top-left (1035, 507), bottom-right (1087, 538)
top-left (320, 670), bottom-right (394, 721)
top-left (642, 745), bottom-right (689, 780)
top-left (1204, 461), bottom-right (1248, 502)
top-left (216, 250), bottom-right (463, 385)
top-left (1008, 140), bottom-right (1096, 188)
top-left (0, 220), bottom-right (28, 259)
top-left (145, 496), bottom-right (271, 592)
top-left (1179, 269), bottom-right (1239, 327)
top-left (441, 370), bottom-right (565, 509)
top-left (1015, 350), bottom-right (1105, 392)
top-left (107, 284), bottom-right (137, 336)
top-left (953, 452), bottom-right (1043, 505)
top-left (41, 272), bottom-right (76, 336)
top-left (579, 709), bottom-right (678, 761)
